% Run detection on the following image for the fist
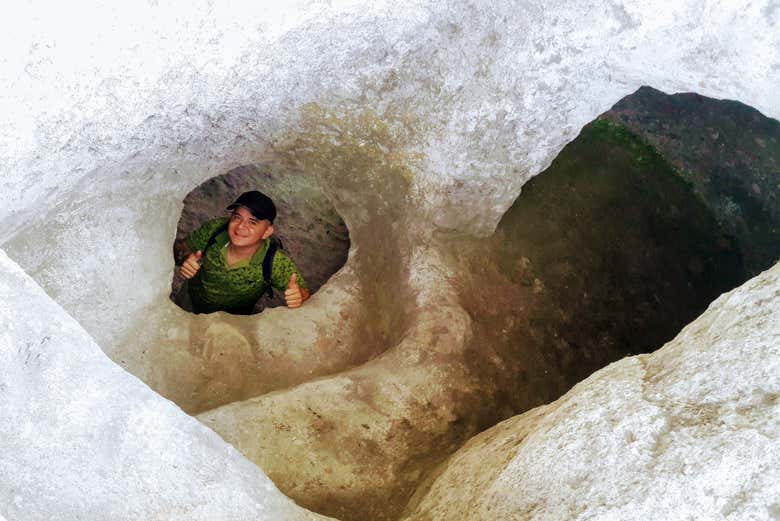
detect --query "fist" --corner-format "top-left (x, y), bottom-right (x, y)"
top-left (180, 250), bottom-right (203, 279)
top-left (284, 273), bottom-right (303, 308)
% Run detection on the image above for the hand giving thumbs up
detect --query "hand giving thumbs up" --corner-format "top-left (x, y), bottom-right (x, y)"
top-left (180, 250), bottom-right (203, 279)
top-left (285, 273), bottom-right (304, 308)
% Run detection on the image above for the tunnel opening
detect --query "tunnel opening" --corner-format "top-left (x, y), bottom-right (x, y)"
top-left (169, 162), bottom-right (351, 315)
top-left (453, 117), bottom-right (747, 420)
top-left (399, 89), bottom-right (780, 521)
top-left (448, 86), bottom-right (780, 433)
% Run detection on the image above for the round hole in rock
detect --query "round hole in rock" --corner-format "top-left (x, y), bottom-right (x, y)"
top-left (169, 162), bottom-right (350, 314)
top-left (449, 86), bottom-right (780, 421)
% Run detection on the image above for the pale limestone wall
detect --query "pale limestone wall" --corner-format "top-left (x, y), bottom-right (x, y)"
top-left (0, 2), bottom-right (778, 521)
top-left (1, 0), bottom-right (778, 362)
top-left (0, 249), bottom-right (332, 521)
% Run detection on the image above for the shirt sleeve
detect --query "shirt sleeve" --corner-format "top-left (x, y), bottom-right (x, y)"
top-left (270, 249), bottom-right (309, 291)
top-left (185, 217), bottom-right (230, 252)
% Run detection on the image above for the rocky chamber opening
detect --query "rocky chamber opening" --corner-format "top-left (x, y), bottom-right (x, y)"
top-left (169, 162), bottom-right (351, 314)
top-left (441, 87), bottom-right (779, 430)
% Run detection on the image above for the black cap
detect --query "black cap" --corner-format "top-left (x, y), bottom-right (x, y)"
top-left (227, 191), bottom-right (277, 223)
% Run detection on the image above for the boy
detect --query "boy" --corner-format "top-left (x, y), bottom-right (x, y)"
top-left (178, 190), bottom-right (310, 314)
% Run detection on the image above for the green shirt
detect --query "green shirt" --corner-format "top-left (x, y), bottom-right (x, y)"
top-left (185, 218), bottom-right (308, 314)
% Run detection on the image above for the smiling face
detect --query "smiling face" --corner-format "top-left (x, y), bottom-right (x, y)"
top-left (227, 206), bottom-right (274, 249)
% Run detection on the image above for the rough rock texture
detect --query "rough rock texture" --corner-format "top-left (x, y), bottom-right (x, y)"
top-left (193, 112), bottom-right (759, 520)
top-left (604, 86), bottom-right (780, 276)
top-left (0, 1), bottom-right (778, 521)
top-left (402, 261), bottom-right (780, 521)
top-left (0, 250), bottom-right (331, 521)
top-left (457, 118), bottom-right (748, 406)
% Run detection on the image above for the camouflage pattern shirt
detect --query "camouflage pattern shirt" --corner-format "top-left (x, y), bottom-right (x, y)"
top-left (185, 218), bottom-right (308, 314)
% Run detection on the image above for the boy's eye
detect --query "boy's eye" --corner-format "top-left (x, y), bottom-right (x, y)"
top-left (229, 213), bottom-right (260, 227)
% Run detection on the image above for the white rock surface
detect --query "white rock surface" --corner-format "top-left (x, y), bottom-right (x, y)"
top-left (403, 262), bottom-right (780, 521)
top-left (0, 249), bottom-right (330, 521)
top-left (0, 1), bottom-right (778, 520)
top-left (0, 0), bottom-right (778, 359)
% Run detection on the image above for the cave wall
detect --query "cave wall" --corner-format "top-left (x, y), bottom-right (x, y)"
top-left (0, 250), bottom-right (331, 521)
top-left (603, 86), bottom-right (780, 276)
top-left (402, 261), bottom-right (780, 521)
top-left (1, 0), bottom-right (777, 367)
top-left (0, 1), bottom-right (779, 520)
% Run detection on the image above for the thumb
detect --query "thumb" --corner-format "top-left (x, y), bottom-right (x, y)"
top-left (194, 250), bottom-right (203, 259)
top-left (288, 273), bottom-right (298, 288)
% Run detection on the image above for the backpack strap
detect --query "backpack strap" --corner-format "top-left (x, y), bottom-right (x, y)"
top-left (262, 238), bottom-right (281, 298)
top-left (203, 223), bottom-right (229, 255)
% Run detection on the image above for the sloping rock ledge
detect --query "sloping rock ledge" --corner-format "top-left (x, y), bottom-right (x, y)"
top-left (402, 262), bottom-right (780, 521)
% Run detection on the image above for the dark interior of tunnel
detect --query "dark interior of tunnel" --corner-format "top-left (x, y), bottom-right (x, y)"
top-left (390, 88), bottom-right (780, 520)
top-left (170, 162), bottom-right (350, 314)
top-left (447, 86), bottom-right (780, 429)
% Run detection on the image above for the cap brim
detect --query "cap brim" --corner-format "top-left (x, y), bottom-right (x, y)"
top-left (226, 204), bottom-right (272, 222)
